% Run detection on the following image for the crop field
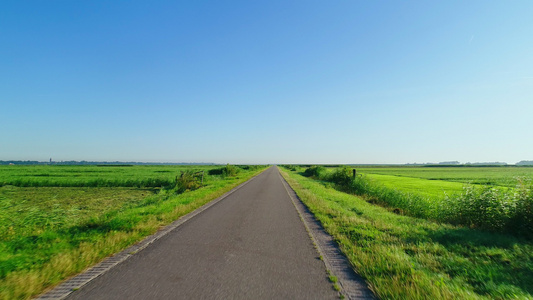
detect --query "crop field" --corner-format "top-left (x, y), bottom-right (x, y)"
top-left (0, 164), bottom-right (266, 299)
top-left (280, 166), bottom-right (533, 299)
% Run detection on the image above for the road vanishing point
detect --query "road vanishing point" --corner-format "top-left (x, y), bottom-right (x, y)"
top-left (41, 167), bottom-right (373, 299)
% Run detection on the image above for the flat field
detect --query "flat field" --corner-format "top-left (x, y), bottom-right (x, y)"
top-left (360, 174), bottom-right (465, 199)
top-left (0, 164), bottom-right (266, 300)
top-left (281, 167), bottom-right (533, 299)
top-left (340, 166), bottom-right (532, 200)
top-left (0, 165), bottom-right (217, 187)
top-left (355, 166), bottom-right (533, 187)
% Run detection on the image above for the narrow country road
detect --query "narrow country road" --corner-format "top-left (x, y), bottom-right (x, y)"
top-left (67, 167), bottom-right (339, 299)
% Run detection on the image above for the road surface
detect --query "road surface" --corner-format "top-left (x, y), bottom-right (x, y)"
top-left (67, 167), bottom-right (339, 299)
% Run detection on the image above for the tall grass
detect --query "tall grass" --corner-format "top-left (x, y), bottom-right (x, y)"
top-left (301, 166), bottom-right (533, 238)
top-left (439, 181), bottom-right (533, 236)
top-left (173, 170), bottom-right (204, 194)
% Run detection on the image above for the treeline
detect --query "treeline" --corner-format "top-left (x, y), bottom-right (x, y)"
top-left (296, 166), bottom-right (533, 238)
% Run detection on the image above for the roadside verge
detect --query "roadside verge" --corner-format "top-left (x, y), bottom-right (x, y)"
top-left (37, 168), bottom-right (267, 300)
top-left (278, 168), bottom-right (375, 300)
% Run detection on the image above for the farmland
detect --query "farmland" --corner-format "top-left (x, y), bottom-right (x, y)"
top-left (0, 165), bottom-right (215, 188)
top-left (358, 173), bottom-right (465, 199)
top-left (280, 166), bottom-right (533, 299)
top-left (347, 166), bottom-right (533, 200)
top-left (0, 164), bottom-right (266, 299)
top-left (289, 165), bottom-right (533, 235)
top-left (355, 166), bottom-right (533, 188)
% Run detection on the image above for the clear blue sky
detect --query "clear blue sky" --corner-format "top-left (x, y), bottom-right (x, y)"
top-left (1, 1), bottom-right (532, 164)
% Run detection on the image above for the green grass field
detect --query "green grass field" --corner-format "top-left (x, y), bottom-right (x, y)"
top-left (0, 165), bottom-right (218, 188)
top-left (362, 174), bottom-right (465, 199)
top-left (295, 165), bottom-right (533, 235)
top-left (355, 166), bottom-right (533, 187)
top-left (0, 165), bottom-right (267, 299)
top-left (280, 168), bottom-right (533, 299)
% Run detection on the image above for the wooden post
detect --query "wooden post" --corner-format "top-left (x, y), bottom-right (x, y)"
top-left (353, 169), bottom-right (356, 178)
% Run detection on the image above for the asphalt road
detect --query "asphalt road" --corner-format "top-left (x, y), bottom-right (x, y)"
top-left (67, 167), bottom-right (339, 299)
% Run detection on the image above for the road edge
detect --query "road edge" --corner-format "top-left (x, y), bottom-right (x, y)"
top-left (278, 168), bottom-right (375, 300)
top-left (36, 169), bottom-right (267, 300)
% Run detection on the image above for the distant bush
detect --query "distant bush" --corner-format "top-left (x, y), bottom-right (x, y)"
top-left (303, 166), bottom-right (326, 178)
top-left (223, 164), bottom-right (239, 177)
top-left (239, 165), bottom-right (267, 171)
top-left (327, 166), bottom-right (353, 186)
top-left (280, 165), bottom-right (299, 172)
top-left (207, 168), bottom-right (224, 175)
top-left (174, 170), bottom-right (202, 194)
top-left (207, 164), bottom-right (240, 177)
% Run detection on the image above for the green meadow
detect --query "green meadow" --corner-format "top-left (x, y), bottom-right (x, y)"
top-left (0, 165), bottom-right (217, 188)
top-left (355, 166), bottom-right (533, 187)
top-left (361, 173), bottom-right (465, 199)
top-left (292, 165), bottom-right (533, 235)
top-left (280, 167), bottom-right (533, 299)
top-left (0, 164), bottom-right (266, 300)
top-left (353, 166), bottom-right (533, 200)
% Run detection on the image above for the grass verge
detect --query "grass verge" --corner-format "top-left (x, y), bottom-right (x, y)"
top-left (0, 167), bottom-right (267, 300)
top-left (296, 166), bottom-right (532, 237)
top-left (280, 168), bottom-right (533, 299)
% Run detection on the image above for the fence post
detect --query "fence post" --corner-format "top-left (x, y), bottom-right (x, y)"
top-left (353, 169), bottom-right (356, 179)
